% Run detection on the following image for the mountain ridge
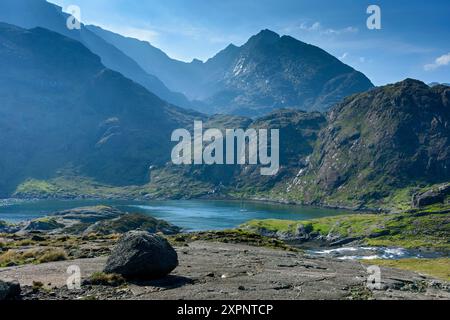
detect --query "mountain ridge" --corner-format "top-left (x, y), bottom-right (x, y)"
top-left (0, 0), bottom-right (192, 108)
top-left (88, 26), bottom-right (374, 116)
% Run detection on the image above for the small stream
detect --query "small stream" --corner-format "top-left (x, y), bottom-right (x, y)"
top-left (307, 246), bottom-right (445, 260)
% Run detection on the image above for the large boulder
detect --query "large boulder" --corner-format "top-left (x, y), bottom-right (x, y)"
top-left (104, 231), bottom-right (178, 279)
top-left (0, 280), bottom-right (21, 300)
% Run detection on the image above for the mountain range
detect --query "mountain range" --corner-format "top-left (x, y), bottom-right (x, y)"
top-left (0, 0), bottom-right (373, 117)
top-left (0, 2), bottom-right (449, 211)
top-left (89, 26), bottom-right (374, 116)
top-left (0, 0), bottom-right (192, 108)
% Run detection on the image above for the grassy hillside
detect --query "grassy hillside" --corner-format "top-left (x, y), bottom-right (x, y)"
top-left (243, 203), bottom-right (450, 251)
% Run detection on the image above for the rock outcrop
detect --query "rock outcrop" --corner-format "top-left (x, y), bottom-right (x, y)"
top-left (104, 231), bottom-right (178, 279)
top-left (413, 183), bottom-right (450, 208)
top-left (13, 206), bottom-right (181, 236)
top-left (0, 221), bottom-right (21, 234)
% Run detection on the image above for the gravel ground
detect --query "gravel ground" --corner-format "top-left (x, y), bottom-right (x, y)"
top-left (1, 241), bottom-right (449, 300)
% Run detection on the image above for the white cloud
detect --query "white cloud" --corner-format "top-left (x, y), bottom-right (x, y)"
top-left (125, 28), bottom-right (159, 43)
top-left (424, 53), bottom-right (450, 71)
top-left (294, 22), bottom-right (358, 35)
top-left (295, 22), bottom-right (321, 32)
top-left (107, 25), bottom-right (159, 43)
top-left (324, 26), bottom-right (359, 35)
top-left (339, 52), bottom-right (349, 60)
top-left (89, 20), bottom-right (161, 44)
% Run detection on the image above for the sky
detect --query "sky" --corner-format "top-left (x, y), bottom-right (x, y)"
top-left (49, 0), bottom-right (450, 86)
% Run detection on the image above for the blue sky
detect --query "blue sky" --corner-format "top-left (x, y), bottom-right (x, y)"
top-left (49, 0), bottom-right (449, 86)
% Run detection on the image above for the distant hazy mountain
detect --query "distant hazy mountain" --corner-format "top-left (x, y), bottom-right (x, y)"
top-left (87, 25), bottom-right (203, 99)
top-left (0, 0), bottom-right (192, 108)
top-left (91, 27), bottom-right (374, 116)
top-left (0, 22), bottom-right (199, 197)
top-left (429, 82), bottom-right (450, 87)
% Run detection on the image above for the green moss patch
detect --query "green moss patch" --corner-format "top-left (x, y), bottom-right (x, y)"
top-left (364, 258), bottom-right (450, 281)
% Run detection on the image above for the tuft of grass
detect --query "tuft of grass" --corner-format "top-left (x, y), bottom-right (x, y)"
top-left (347, 285), bottom-right (374, 300)
top-left (38, 248), bottom-right (68, 263)
top-left (0, 248), bottom-right (68, 267)
top-left (0, 250), bottom-right (21, 267)
top-left (32, 281), bottom-right (44, 291)
top-left (14, 239), bottom-right (34, 247)
top-left (243, 219), bottom-right (300, 234)
top-left (87, 272), bottom-right (126, 287)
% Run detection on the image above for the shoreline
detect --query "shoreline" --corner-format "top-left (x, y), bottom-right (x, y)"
top-left (2, 194), bottom-right (383, 214)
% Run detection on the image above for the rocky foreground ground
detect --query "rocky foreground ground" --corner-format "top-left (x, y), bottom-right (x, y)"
top-left (0, 241), bottom-right (449, 300)
top-left (1, 206), bottom-right (449, 300)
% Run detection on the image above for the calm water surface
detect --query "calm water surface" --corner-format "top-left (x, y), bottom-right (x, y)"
top-left (0, 199), bottom-right (350, 231)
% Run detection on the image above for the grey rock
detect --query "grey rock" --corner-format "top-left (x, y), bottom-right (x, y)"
top-left (0, 221), bottom-right (21, 234)
top-left (413, 183), bottom-right (450, 208)
top-left (104, 231), bottom-right (178, 279)
top-left (22, 219), bottom-right (64, 232)
top-left (51, 206), bottom-right (123, 223)
top-left (12, 206), bottom-right (181, 237)
top-left (0, 280), bottom-right (21, 300)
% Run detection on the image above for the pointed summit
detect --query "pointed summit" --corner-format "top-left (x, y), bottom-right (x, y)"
top-left (198, 29), bottom-right (373, 116)
top-left (248, 29), bottom-right (280, 44)
top-left (256, 29), bottom-right (280, 37)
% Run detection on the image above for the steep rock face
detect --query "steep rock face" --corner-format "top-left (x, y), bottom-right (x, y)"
top-left (160, 109), bottom-right (327, 193)
top-left (291, 79), bottom-right (450, 206)
top-left (231, 109), bottom-right (327, 191)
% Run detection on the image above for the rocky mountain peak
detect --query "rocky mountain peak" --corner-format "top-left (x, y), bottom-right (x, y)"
top-left (248, 29), bottom-right (281, 44)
